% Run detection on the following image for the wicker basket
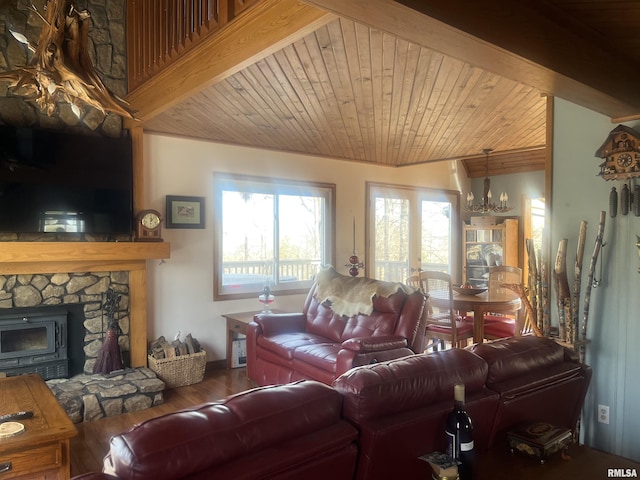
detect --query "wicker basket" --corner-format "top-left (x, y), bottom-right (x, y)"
top-left (148, 350), bottom-right (206, 389)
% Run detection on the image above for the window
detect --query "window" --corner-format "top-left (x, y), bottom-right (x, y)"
top-left (367, 183), bottom-right (460, 283)
top-left (214, 174), bottom-right (335, 299)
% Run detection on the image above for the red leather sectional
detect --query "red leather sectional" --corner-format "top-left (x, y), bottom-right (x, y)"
top-left (73, 336), bottom-right (591, 480)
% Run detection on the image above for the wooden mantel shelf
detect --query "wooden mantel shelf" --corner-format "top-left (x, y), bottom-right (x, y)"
top-left (0, 242), bottom-right (171, 368)
top-left (0, 241), bottom-right (170, 264)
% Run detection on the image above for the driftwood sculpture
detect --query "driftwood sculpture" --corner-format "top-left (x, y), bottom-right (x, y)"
top-left (0, 0), bottom-right (134, 118)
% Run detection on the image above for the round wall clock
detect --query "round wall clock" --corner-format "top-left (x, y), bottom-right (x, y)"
top-left (135, 209), bottom-right (162, 241)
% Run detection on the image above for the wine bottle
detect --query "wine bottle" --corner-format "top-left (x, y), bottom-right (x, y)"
top-left (445, 383), bottom-right (475, 480)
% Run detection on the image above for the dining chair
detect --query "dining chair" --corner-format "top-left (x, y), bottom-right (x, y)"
top-left (420, 271), bottom-right (474, 351)
top-left (483, 266), bottom-right (523, 340)
top-left (405, 273), bottom-right (425, 293)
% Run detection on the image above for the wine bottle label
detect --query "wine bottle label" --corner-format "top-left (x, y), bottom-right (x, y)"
top-left (445, 431), bottom-right (457, 457)
top-left (460, 440), bottom-right (474, 452)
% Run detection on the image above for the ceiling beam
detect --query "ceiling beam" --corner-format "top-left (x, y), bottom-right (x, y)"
top-left (302, 0), bottom-right (640, 120)
top-left (126, 0), bottom-right (335, 122)
top-left (461, 148), bottom-right (547, 178)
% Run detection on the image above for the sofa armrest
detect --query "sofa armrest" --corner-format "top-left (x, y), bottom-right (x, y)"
top-left (335, 337), bottom-right (414, 377)
top-left (253, 312), bottom-right (307, 336)
top-left (341, 335), bottom-right (408, 353)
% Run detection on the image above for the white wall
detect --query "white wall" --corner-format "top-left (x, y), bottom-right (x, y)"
top-left (553, 98), bottom-right (640, 461)
top-left (143, 133), bottom-right (467, 363)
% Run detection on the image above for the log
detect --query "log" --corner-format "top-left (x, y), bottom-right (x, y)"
top-left (581, 211), bottom-right (606, 361)
top-left (526, 238), bottom-right (543, 335)
top-left (554, 239), bottom-right (570, 341)
top-left (540, 241), bottom-right (551, 336)
top-left (571, 221), bottom-right (587, 346)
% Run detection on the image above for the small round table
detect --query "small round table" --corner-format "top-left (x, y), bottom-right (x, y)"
top-left (452, 290), bottom-right (522, 343)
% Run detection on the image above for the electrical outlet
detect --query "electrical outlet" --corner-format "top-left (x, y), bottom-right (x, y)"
top-left (598, 404), bottom-right (610, 424)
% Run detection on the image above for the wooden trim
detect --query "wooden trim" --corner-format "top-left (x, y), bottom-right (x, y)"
top-left (0, 242), bottom-right (170, 264)
top-left (126, 0), bottom-right (335, 121)
top-left (130, 126), bottom-right (145, 214)
top-left (129, 269), bottom-right (148, 367)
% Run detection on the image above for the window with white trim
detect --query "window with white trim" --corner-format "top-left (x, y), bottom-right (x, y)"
top-left (367, 182), bottom-right (461, 283)
top-left (214, 174), bottom-right (335, 299)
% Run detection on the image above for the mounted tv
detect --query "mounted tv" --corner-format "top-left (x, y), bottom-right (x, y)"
top-left (0, 126), bottom-right (133, 235)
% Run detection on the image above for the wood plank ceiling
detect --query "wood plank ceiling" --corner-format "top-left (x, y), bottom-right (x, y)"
top-left (142, 16), bottom-right (547, 176)
top-left (137, 0), bottom-right (640, 177)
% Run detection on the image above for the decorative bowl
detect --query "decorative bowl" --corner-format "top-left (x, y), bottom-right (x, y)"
top-left (452, 286), bottom-right (487, 296)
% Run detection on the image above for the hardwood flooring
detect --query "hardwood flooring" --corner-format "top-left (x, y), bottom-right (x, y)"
top-left (69, 367), bottom-right (639, 479)
top-left (70, 366), bottom-right (254, 477)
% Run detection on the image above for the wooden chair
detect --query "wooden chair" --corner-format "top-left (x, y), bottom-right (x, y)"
top-left (483, 266), bottom-right (523, 340)
top-left (405, 273), bottom-right (425, 293)
top-left (420, 271), bottom-right (473, 351)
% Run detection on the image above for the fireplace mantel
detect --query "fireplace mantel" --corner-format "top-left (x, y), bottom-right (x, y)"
top-left (0, 242), bottom-right (171, 367)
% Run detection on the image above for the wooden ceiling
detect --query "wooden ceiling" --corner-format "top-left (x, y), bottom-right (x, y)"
top-left (132, 0), bottom-right (640, 177)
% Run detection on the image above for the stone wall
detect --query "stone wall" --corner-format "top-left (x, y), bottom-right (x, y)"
top-left (0, 0), bottom-right (127, 135)
top-left (0, 270), bottom-right (131, 373)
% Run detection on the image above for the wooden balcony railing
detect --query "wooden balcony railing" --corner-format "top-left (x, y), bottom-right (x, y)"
top-left (126, 0), bottom-right (260, 92)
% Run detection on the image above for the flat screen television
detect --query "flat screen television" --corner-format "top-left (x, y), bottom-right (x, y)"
top-left (0, 126), bottom-right (133, 235)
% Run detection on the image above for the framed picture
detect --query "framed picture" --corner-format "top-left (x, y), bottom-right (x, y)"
top-left (166, 195), bottom-right (205, 229)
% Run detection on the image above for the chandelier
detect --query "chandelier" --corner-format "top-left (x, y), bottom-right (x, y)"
top-left (464, 148), bottom-right (512, 214)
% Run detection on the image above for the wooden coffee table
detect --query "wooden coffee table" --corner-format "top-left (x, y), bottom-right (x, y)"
top-left (0, 374), bottom-right (77, 479)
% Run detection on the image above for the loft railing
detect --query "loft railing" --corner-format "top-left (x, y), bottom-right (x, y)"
top-left (126, 0), bottom-right (259, 92)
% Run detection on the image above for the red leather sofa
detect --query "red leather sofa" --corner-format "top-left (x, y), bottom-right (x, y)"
top-left (72, 380), bottom-right (358, 480)
top-left (73, 336), bottom-right (591, 480)
top-left (332, 335), bottom-right (592, 480)
top-left (332, 347), bottom-right (499, 480)
top-left (246, 279), bottom-right (428, 386)
top-left (467, 335), bottom-right (592, 446)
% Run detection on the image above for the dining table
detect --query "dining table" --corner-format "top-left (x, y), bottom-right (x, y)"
top-left (452, 289), bottom-right (522, 343)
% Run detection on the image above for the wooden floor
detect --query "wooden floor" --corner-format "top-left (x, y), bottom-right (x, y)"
top-left (70, 366), bottom-right (254, 477)
top-left (70, 367), bottom-right (639, 479)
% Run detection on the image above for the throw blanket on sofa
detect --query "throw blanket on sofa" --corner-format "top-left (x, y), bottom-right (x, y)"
top-left (314, 266), bottom-right (415, 317)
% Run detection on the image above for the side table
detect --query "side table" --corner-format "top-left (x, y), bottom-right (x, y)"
top-left (222, 310), bottom-right (286, 369)
top-left (0, 373), bottom-right (77, 479)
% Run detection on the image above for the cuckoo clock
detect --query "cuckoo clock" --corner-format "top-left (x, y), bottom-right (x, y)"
top-left (595, 124), bottom-right (640, 180)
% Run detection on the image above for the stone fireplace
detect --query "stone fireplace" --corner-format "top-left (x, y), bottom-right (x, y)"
top-left (0, 271), bottom-right (131, 377)
top-left (0, 242), bottom-right (172, 422)
top-left (0, 241), bottom-right (170, 367)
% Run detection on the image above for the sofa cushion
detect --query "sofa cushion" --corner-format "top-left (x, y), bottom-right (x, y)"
top-left (467, 335), bottom-right (566, 385)
top-left (293, 343), bottom-right (340, 373)
top-left (305, 302), bottom-right (349, 342)
top-left (104, 381), bottom-right (356, 480)
top-left (257, 332), bottom-right (328, 360)
top-left (333, 348), bottom-right (488, 422)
